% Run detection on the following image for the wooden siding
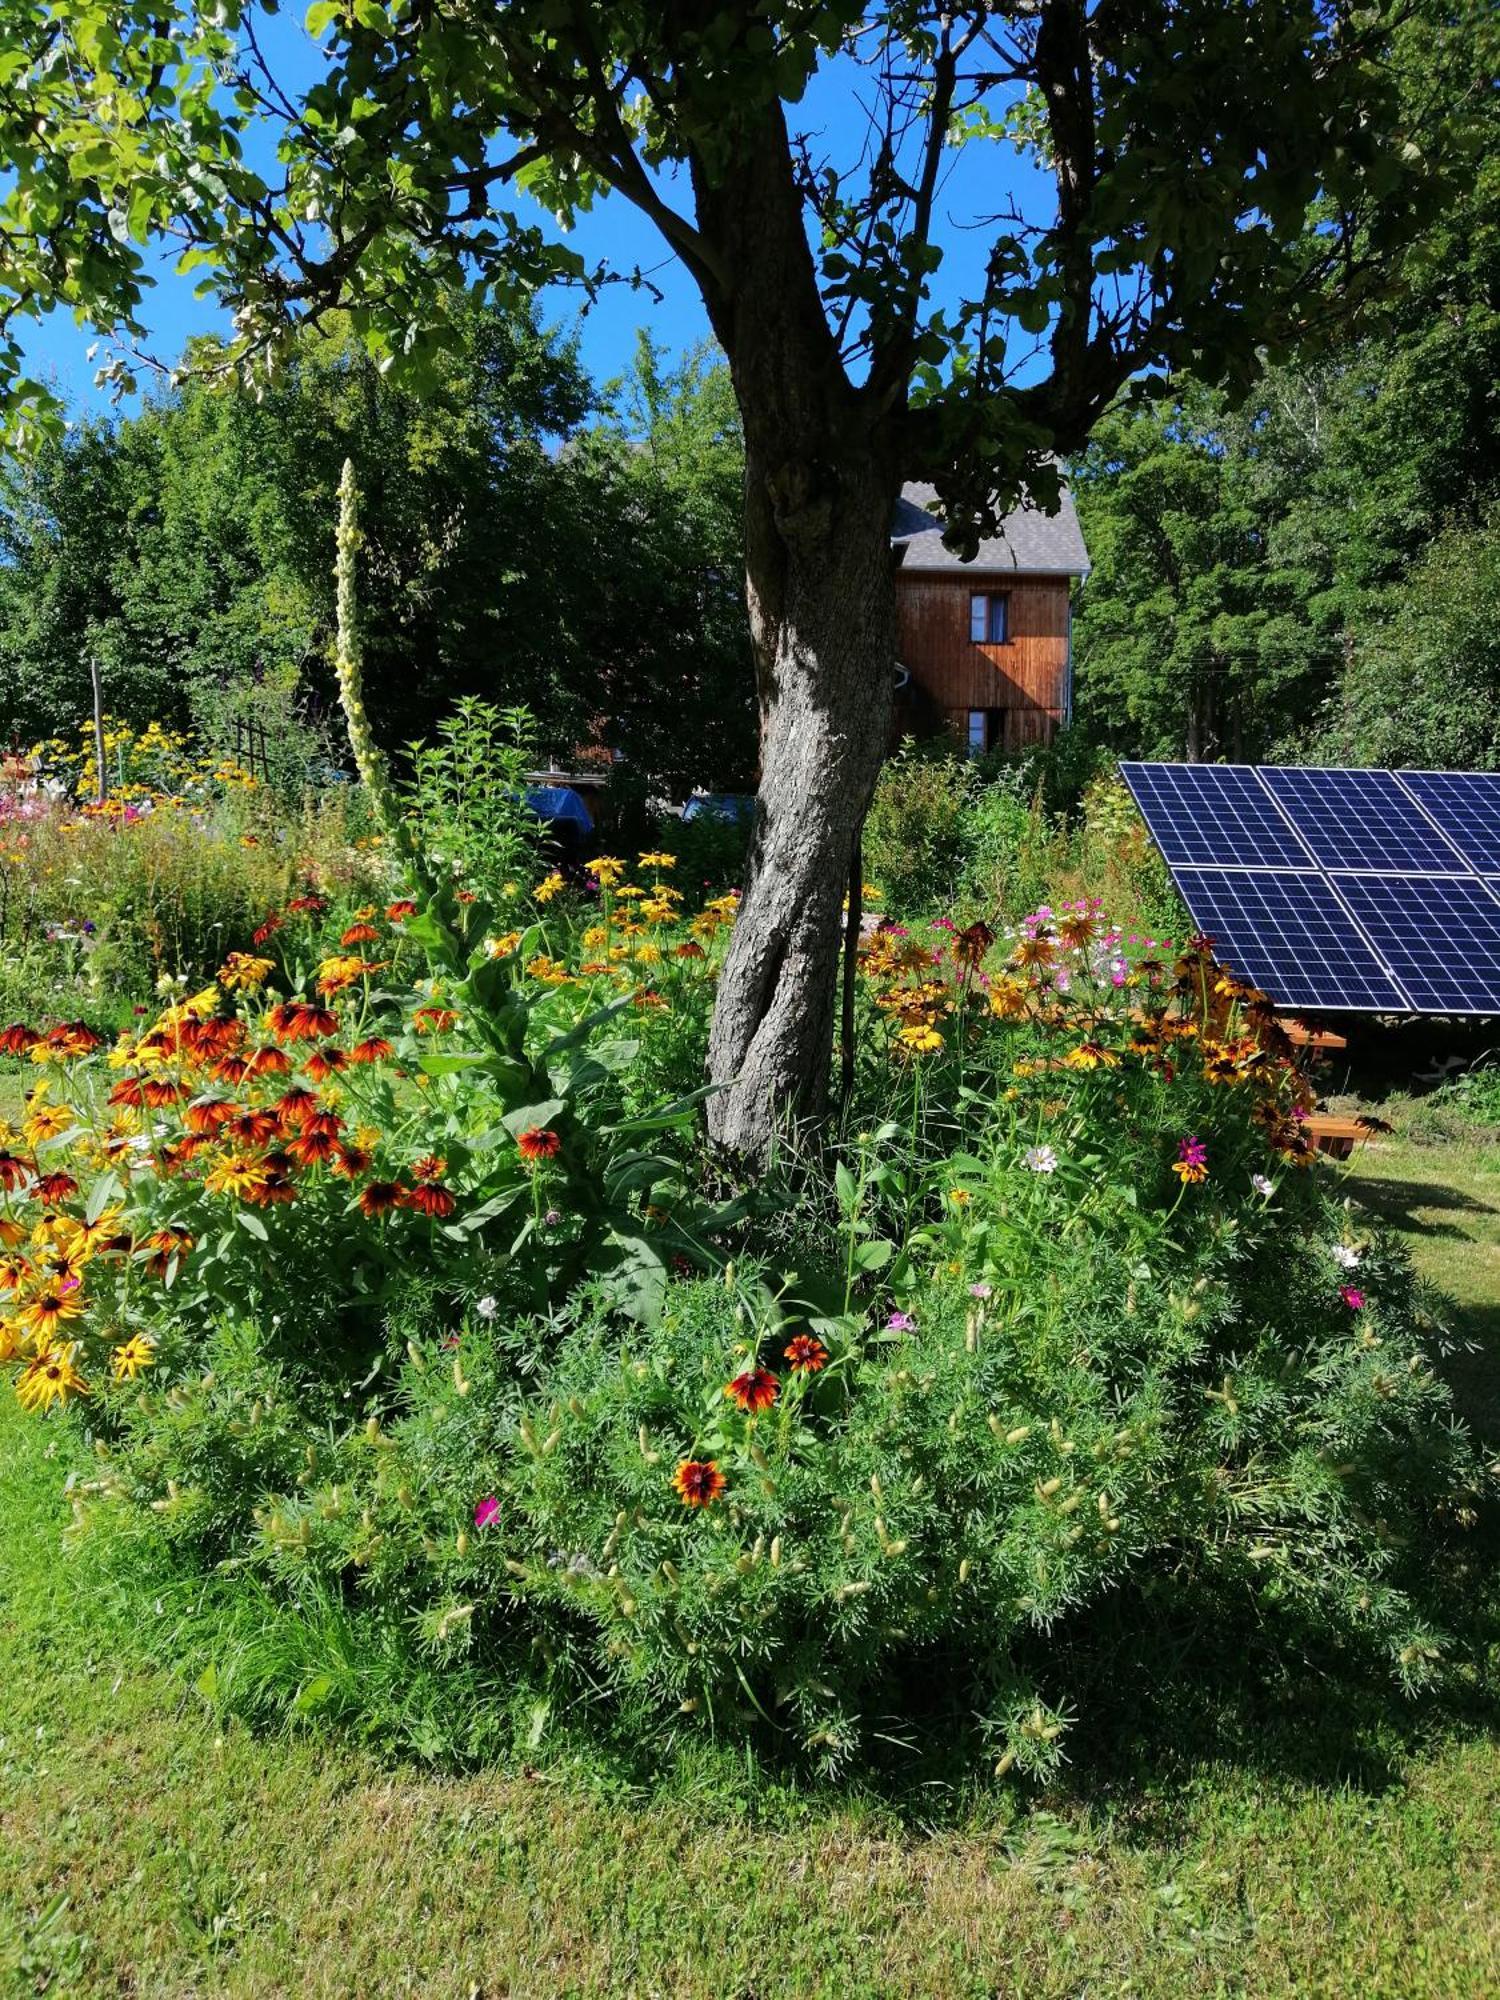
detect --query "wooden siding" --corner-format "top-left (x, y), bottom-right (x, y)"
top-left (895, 573), bottom-right (1071, 752)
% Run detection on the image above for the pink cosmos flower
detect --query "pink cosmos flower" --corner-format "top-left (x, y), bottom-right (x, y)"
top-left (1339, 1286), bottom-right (1365, 1310)
top-left (474, 1496), bottom-right (500, 1530)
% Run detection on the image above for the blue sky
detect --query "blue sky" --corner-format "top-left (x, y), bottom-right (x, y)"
top-left (24, 16), bottom-right (1051, 418)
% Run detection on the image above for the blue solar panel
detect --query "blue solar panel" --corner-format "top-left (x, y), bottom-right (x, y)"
top-left (1171, 868), bottom-right (1408, 1012)
top-left (1329, 875), bottom-right (1500, 1015)
top-left (1397, 772), bottom-right (1500, 875)
top-left (1119, 762), bottom-right (1310, 868)
top-left (1259, 767), bottom-right (1470, 873)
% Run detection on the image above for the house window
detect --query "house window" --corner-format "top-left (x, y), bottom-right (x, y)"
top-left (966, 710), bottom-right (987, 758)
top-left (969, 592), bottom-right (1008, 644)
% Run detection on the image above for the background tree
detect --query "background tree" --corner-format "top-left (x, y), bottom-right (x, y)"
top-left (572, 338), bottom-right (757, 798)
top-left (1072, 3), bottom-right (1498, 768)
top-left (0, 0), bottom-right (1479, 1152)
top-left (1069, 391), bottom-right (1330, 762)
top-left (1, 310), bottom-right (757, 789)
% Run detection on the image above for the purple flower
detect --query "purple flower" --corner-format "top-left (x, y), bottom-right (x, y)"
top-left (885, 1311), bottom-right (915, 1332)
top-left (1339, 1286), bottom-right (1365, 1311)
top-left (968, 1283), bottom-right (993, 1300)
top-left (474, 1496), bottom-right (500, 1530)
top-left (1178, 1136), bottom-right (1209, 1168)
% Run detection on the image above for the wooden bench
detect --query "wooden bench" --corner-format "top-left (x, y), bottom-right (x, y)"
top-left (1299, 1112), bottom-right (1385, 1159)
top-left (1282, 1020), bottom-right (1348, 1053)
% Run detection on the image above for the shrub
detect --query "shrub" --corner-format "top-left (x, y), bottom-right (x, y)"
top-left (2, 876), bottom-right (1488, 1777)
top-left (864, 744), bottom-right (976, 917)
top-left (403, 697), bottom-right (547, 905)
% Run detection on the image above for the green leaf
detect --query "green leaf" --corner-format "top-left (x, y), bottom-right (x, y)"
top-left (236, 1209), bottom-right (269, 1241)
top-left (544, 992), bottom-right (635, 1055)
top-left (596, 1231), bottom-right (668, 1325)
top-left (600, 1083), bottom-right (717, 1136)
top-left (85, 1172), bottom-right (122, 1224)
top-left (501, 1098), bottom-right (565, 1138)
top-left (417, 1050), bottom-right (493, 1075)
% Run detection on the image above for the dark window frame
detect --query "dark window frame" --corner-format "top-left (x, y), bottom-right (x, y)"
top-left (969, 591), bottom-right (1010, 645)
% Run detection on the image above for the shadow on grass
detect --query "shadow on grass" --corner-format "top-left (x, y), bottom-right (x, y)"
top-left (1346, 1173), bottom-right (1498, 1235)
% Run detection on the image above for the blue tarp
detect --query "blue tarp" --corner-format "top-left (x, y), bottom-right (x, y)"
top-left (682, 793), bottom-right (755, 825)
top-left (525, 786), bottom-right (595, 833)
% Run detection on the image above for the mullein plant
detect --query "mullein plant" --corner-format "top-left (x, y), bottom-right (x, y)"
top-left (331, 458), bottom-right (521, 1008)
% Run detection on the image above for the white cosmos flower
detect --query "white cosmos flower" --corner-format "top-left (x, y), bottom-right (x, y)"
top-left (1023, 1145), bottom-right (1059, 1175)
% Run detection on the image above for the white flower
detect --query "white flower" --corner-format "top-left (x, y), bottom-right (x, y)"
top-left (1331, 1244), bottom-right (1361, 1271)
top-left (1023, 1145), bottom-right (1059, 1175)
top-left (1251, 1174), bottom-right (1275, 1198)
top-left (475, 1295), bottom-right (498, 1320)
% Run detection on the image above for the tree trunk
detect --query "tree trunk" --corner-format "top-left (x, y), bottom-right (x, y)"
top-left (705, 462), bottom-right (898, 1157)
top-left (686, 100), bottom-right (902, 1159)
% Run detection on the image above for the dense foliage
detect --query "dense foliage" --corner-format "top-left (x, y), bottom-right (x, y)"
top-left (0, 315), bottom-right (754, 796)
top-left (1072, 7), bottom-right (1499, 768)
top-left (0, 759), bottom-right (1487, 1773)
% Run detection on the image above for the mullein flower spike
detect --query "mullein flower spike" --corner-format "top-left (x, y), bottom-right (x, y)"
top-left (333, 460), bottom-right (400, 842)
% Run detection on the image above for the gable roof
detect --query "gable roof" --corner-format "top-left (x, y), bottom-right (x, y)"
top-left (894, 478), bottom-right (1089, 577)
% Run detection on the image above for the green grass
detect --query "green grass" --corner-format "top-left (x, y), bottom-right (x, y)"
top-left (1337, 1093), bottom-right (1500, 1435)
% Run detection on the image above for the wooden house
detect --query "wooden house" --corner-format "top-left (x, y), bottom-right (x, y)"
top-left (892, 479), bottom-right (1089, 755)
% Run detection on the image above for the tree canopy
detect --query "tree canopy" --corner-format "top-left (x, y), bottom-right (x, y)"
top-left (1071, 13), bottom-right (1499, 769)
top-left (1, 2), bottom-right (1470, 520)
top-left (4, 0), bottom-right (1488, 1154)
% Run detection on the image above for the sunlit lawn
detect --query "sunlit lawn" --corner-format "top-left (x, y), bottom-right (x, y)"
top-left (1340, 1098), bottom-right (1500, 1436)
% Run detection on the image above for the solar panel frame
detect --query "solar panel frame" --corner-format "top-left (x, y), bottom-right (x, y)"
top-left (1170, 867), bottom-right (1410, 1012)
top-left (1394, 771), bottom-right (1500, 875)
top-left (1327, 874), bottom-right (1500, 1016)
top-left (1258, 765), bottom-right (1474, 874)
top-left (1118, 761), bottom-right (1312, 868)
top-left (1125, 760), bottom-right (1500, 1017)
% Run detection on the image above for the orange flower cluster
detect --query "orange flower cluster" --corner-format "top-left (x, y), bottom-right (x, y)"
top-left (0, 903), bottom-right (480, 1412)
top-left (858, 905), bottom-right (1315, 1171)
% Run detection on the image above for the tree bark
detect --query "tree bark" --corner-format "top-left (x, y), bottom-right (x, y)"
top-left (705, 460), bottom-right (898, 1157)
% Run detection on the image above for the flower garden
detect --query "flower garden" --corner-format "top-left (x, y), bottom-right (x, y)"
top-left (0, 711), bottom-right (1489, 1780)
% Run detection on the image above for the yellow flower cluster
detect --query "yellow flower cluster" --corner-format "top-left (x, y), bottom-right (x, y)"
top-left (26, 717), bottom-right (258, 819)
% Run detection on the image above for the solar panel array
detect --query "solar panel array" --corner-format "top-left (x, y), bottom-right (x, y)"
top-left (1120, 762), bottom-right (1500, 1016)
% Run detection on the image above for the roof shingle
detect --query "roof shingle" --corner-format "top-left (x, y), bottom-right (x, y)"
top-left (894, 478), bottom-right (1089, 576)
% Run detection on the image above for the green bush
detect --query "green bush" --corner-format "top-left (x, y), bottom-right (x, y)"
top-left (863, 743), bottom-right (976, 917)
top-left (16, 875), bottom-right (1486, 1779)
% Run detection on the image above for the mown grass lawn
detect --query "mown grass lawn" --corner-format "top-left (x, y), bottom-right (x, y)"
top-left (1339, 1095), bottom-right (1500, 1437)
